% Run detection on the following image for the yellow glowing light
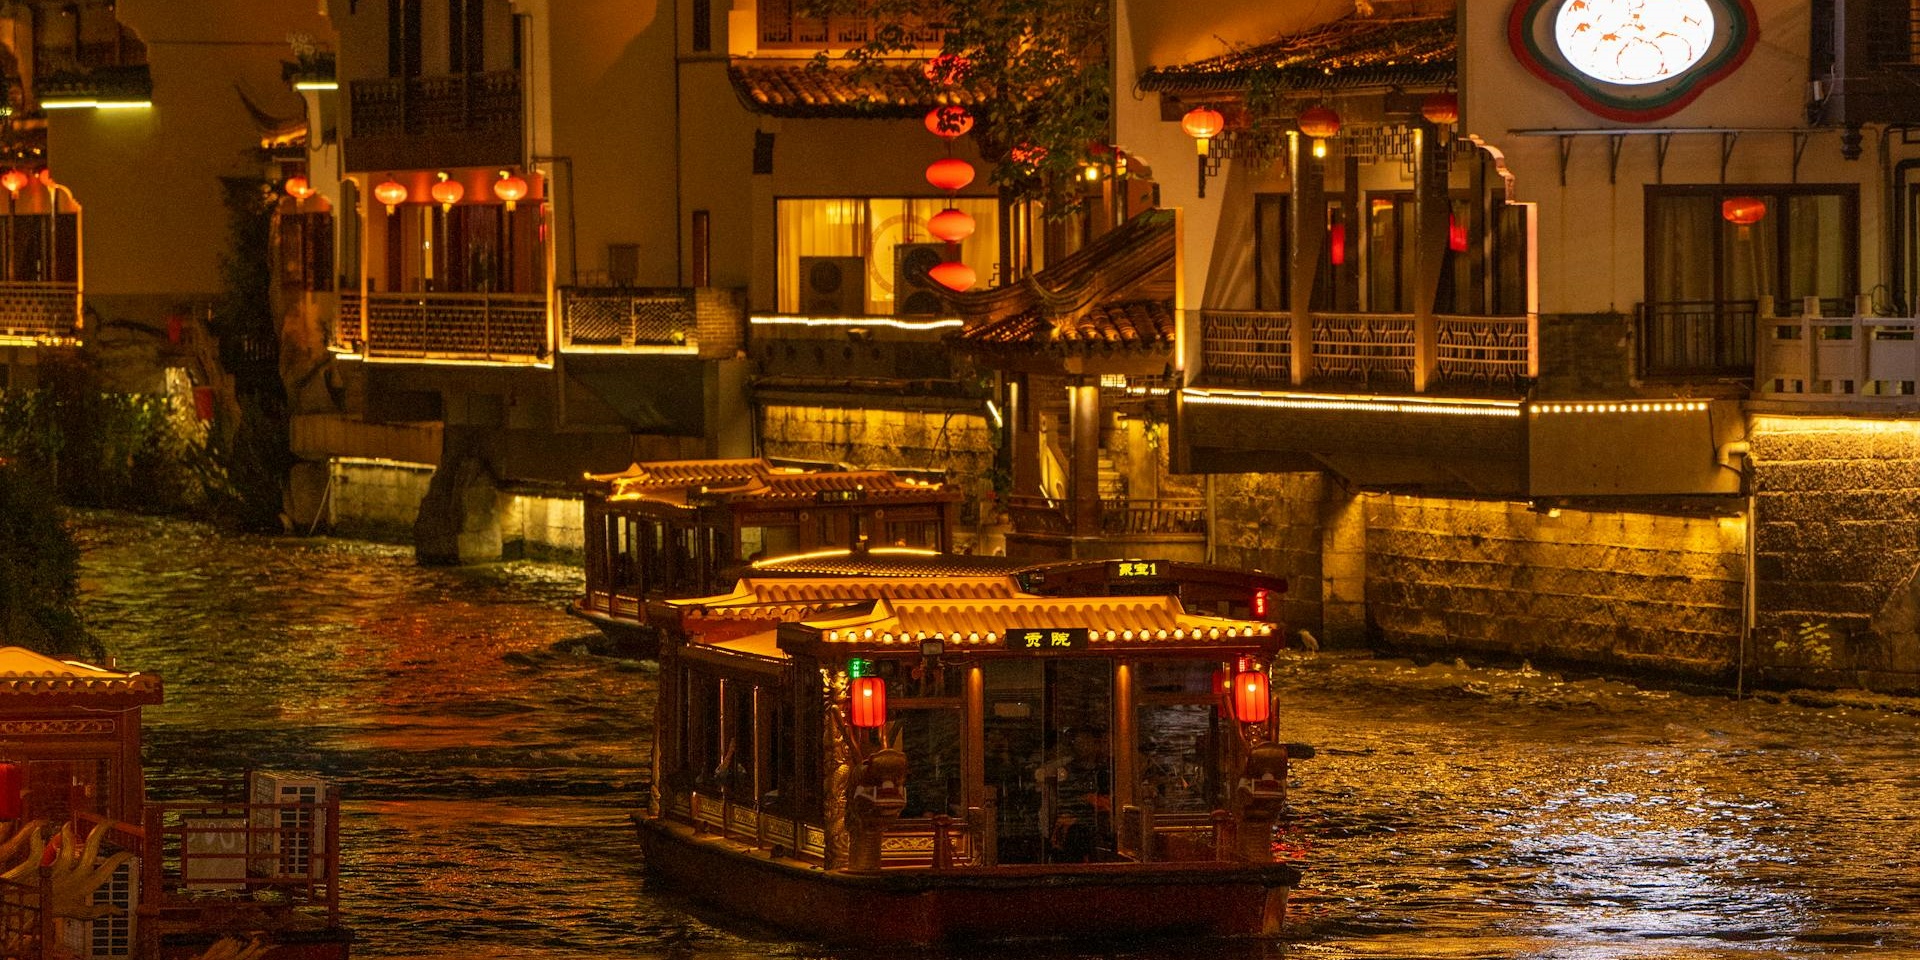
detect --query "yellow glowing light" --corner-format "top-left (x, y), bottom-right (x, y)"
top-left (750, 546), bottom-right (942, 568)
top-left (294, 81), bottom-right (340, 91)
top-left (1184, 388), bottom-right (1523, 418)
top-left (751, 314), bottom-right (962, 330)
top-left (1312, 139), bottom-right (1327, 159)
top-left (1532, 401), bottom-right (1710, 415)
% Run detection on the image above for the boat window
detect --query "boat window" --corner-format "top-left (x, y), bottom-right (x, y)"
top-left (641, 518), bottom-right (667, 593)
top-left (981, 658), bottom-right (1115, 864)
top-left (738, 524), bottom-right (800, 561)
top-left (883, 517), bottom-right (942, 549)
top-left (893, 706), bottom-right (962, 818)
top-left (608, 516), bottom-right (642, 591)
top-left (682, 669), bottom-right (722, 794)
top-left (719, 678), bottom-right (756, 798)
top-left (1133, 659), bottom-right (1229, 814)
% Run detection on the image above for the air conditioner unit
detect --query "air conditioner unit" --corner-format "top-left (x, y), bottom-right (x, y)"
top-left (893, 242), bottom-right (949, 316)
top-left (249, 771), bottom-right (327, 879)
top-left (62, 857), bottom-right (137, 960)
top-left (797, 256), bottom-right (866, 315)
top-left (183, 816), bottom-right (247, 891)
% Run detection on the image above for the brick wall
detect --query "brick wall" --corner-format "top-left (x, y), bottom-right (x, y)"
top-left (1208, 472), bottom-right (1331, 642)
top-left (757, 402), bottom-right (995, 503)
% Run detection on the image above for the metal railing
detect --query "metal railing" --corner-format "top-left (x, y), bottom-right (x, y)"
top-left (0, 281), bottom-right (80, 344)
top-left (1006, 495), bottom-right (1207, 538)
top-left (1638, 299), bottom-right (1757, 378)
top-left (341, 291), bottom-right (547, 362)
top-left (348, 70), bottom-right (521, 139)
top-left (560, 287), bottom-right (696, 349)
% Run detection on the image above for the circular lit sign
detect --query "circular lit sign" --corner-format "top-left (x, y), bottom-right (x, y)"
top-left (1511, 0), bottom-right (1757, 121)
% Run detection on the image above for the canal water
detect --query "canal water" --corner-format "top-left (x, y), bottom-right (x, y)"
top-left (71, 512), bottom-right (1920, 960)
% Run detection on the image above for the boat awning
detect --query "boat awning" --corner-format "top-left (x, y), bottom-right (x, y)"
top-left (778, 595), bottom-right (1281, 658)
top-left (682, 628), bottom-right (788, 675)
top-left (661, 575), bottom-right (1034, 639)
top-left (0, 646), bottom-right (164, 707)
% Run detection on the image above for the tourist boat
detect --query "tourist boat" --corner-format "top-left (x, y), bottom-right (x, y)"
top-left (633, 572), bottom-right (1304, 944)
top-left (572, 458), bottom-right (963, 653)
top-left (0, 646), bottom-right (350, 960)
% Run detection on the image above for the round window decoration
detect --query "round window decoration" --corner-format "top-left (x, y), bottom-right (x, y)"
top-left (1511, 0), bottom-right (1757, 121)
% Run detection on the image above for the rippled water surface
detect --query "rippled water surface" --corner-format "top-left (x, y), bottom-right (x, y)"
top-left (72, 512), bottom-right (1920, 959)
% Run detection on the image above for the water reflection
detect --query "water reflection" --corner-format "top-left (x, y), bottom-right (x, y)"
top-left (72, 513), bottom-right (1920, 959)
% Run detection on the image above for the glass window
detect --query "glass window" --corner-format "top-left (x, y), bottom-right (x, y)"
top-left (738, 524), bottom-right (799, 561)
top-left (893, 707), bottom-right (963, 818)
top-left (1254, 194), bottom-right (1289, 311)
top-left (776, 197), bottom-right (1001, 315)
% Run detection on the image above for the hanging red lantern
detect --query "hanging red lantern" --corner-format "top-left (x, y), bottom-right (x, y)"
top-left (1181, 106), bottom-right (1225, 143)
top-left (0, 763), bottom-right (20, 820)
top-left (492, 170), bottom-right (528, 211)
top-left (927, 207), bottom-right (976, 243)
top-left (1010, 142), bottom-right (1047, 170)
top-left (1297, 105), bottom-right (1342, 140)
top-left (1721, 196), bottom-right (1767, 226)
top-left (850, 676), bottom-right (887, 728)
top-left (430, 174), bottom-right (465, 212)
top-left (1232, 669), bottom-right (1271, 723)
top-left (1251, 587), bottom-right (1271, 619)
top-left (926, 157), bottom-right (976, 192)
top-left (1420, 91), bottom-right (1460, 126)
top-left (2, 168), bottom-right (30, 199)
top-left (1329, 222), bottom-right (1347, 266)
top-left (924, 106), bottom-right (974, 139)
top-left (1448, 214), bottom-right (1469, 253)
top-left (922, 53), bottom-right (972, 86)
top-left (929, 261), bottom-right (975, 292)
top-left (283, 175), bottom-right (315, 202)
top-left (373, 178), bottom-right (409, 214)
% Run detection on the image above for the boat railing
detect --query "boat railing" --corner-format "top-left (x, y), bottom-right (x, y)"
top-left (0, 869), bottom-right (56, 960)
top-left (140, 794), bottom-right (343, 927)
top-left (678, 791), bottom-right (991, 870)
top-left (1120, 805), bottom-right (1235, 863)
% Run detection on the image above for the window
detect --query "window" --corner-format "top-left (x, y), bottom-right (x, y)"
top-left (776, 198), bottom-right (1001, 315)
top-left (371, 201), bottom-right (543, 294)
top-left (388, 0), bottom-right (421, 78)
top-left (1643, 185), bottom-right (1857, 377)
top-left (448, 0), bottom-right (484, 73)
top-left (1253, 194), bottom-right (1289, 311)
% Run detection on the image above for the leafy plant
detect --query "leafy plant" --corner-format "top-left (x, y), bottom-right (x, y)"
top-left (0, 462), bottom-right (100, 658)
top-left (1774, 620), bottom-right (1836, 669)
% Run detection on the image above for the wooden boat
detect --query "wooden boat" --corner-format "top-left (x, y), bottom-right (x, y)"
top-left (634, 573), bottom-right (1304, 945)
top-left (572, 458), bottom-right (963, 653)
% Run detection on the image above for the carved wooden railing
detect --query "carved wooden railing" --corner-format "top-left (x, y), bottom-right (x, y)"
top-left (755, 0), bottom-right (946, 49)
top-left (561, 287), bottom-right (695, 349)
top-left (678, 792), bottom-right (983, 870)
top-left (341, 291), bottom-right (547, 362)
top-left (348, 70), bottom-right (521, 139)
top-left (1309, 312), bottom-right (1416, 387)
top-left (1199, 310), bottom-right (1291, 388)
top-left (1200, 309), bottom-right (1529, 393)
top-left (0, 281), bottom-right (80, 344)
top-left (1436, 314), bottom-right (1530, 388)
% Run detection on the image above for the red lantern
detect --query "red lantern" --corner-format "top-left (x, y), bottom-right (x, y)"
top-left (1448, 214), bottom-right (1468, 253)
top-left (1721, 197), bottom-right (1767, 226)
top-left (922, 53), bottom-right (971, 86)
top-left (192, 385), bottom-right (216, 422)
top-left (283, 175), bottom-right (314, 202)
top-left (373, 178), bottom-right (409, 214)
top-left (1232, 670), bottom-right (1271, 724)
top-left (2, 168), bottom-right (30, 199)
top-left (430, 175), bottom-right (465, 211)
top-left (1329, 222), bottom-right (1346, 266)
top-left (493, 171), bottom-right (528, 211)
top-left (1010, 142), bottom-right (1047, 170)
top-left (1181, 106), bottom-right (1225, 144)
top-left (850, 676), bottom-right (887, 728)
top-left (0, 763), bottom-right (20, 820)
top-left (1251, 587), bottom-right (1271, 619)
top-left (1297, 105), bottom-right (1342, 141)
top-left (927, 207), bottom-right (976, 242)
top-left (924, 106), bottom-right (974, 139)
top-left (929, 261), bottom-right (975, 292)
top-left (926, 157), bottom-right (975, 192)
top-left (1421, 91), bottom-right (1460, 126)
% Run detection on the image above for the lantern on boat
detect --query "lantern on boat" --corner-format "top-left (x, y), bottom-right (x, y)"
top-left (0, 763), bottom-right (20, 820)
top-left (850, 676), bottom-right (888, 728)
top-left (1250, 586), bottom-right (1272, 620)
top-left (1232, 669), bottom-right (1271, 724)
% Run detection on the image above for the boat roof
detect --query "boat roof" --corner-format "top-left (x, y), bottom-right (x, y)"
top-left (0, 646), bottom-right (164, 705)
top-left (745, 547), bottom-right (1024, 578)
top-left (656, 574), bottom-right (1031, 636)
top-left (778, 595), bottom-right (1280, 657)
top-left (586, 457), bottom-right (955, 507)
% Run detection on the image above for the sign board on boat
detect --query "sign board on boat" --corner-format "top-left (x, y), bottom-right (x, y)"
top-left (1004, 628), bottom-right (1089, 653)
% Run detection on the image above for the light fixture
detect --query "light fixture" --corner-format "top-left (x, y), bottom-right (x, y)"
top-left (1298, 105), bottom-right (1341, 159)
top-left (926, 157), bottom-right (975, 192)
top-left (850, 676), bottom-right (887, 728)
top-left (1182, 105), bottom-right (1226, 198)
top-left (929, 261), bottom-right (976, 292)
top-left (0, 169), bottom-right (27, 199)
top-left (924, 106), bottom-right (973, 139)
top-left (373, 177), bottom-right (408, 214)
top-left (283, 175), bottom-right (314, 203)
top-left (1232, 669), bottom-right (1271, 723)
top-left (492, 170), bottom-right (528, 211)
top-left (927, 207), bottom-right (975, 242)
top-left (1420, 91), bottom-right (1460, 127)
top-left (430, 172), bottom-right (464, 212)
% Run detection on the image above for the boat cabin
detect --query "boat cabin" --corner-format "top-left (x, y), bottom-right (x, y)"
top-left (640, 579), bottom-right (1301, 941)
top-left (577, 459), bottom-right (962, 636)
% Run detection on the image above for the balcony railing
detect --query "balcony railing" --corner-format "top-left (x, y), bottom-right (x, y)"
top-left (561, 287), bottom-right (697, 350)
top-left (1005, 495), bottom-right (1207, 538)
top-left (1198, 310), bottom-right (1529, 393)
top-left (1757, 300), bottom-right (1920, 402)
top-left (1638, 299), bottom-right (1758, 378)
top-left (349, 70), bottom-right (521, 139)
top-left (340, 291), bottom-right (547, 362)
top-left (755, 0), bottom-right (945, 49)
top-left (0, 281), bottom-right (80, 344)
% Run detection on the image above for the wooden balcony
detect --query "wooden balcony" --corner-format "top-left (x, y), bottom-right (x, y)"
top-left (344, 70), bottom-right (522, 172)
top-left (1756, 296), bottom-right (1920, 406)
top-left (560, 287), bottom-right (745, 358)
top-left (339, 291), bottom-right (547, 363)
top-left (754, 0), bottom-right (946, 50)
top-left (0, 281), bottom-right (81, 345)
top-left (1197, 310), bottom-right (1530, 395)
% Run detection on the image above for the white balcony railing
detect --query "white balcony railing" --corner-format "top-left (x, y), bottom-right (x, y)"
top-left (1757, 298), bottom-right (1920, 401)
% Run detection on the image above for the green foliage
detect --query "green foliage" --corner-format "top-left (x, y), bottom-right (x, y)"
top-left (1775, 620), bottom-right (1836, 669)
top-left (211, 176), bottom-right (294, 531)
top-left (0, 462), bottom-right (100, 659)
top-left (807, 0), bottom-right (1113, 207)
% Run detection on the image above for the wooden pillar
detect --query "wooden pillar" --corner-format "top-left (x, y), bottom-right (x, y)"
top-left (1008, 373), bottom-right (1041, 497)
top-left (1413, 125), bottom-right (1448, 392)
top-left (1069, 380), bottom-right (1101, 537)
top-left (1287, 132), bottom-right (1323, 387)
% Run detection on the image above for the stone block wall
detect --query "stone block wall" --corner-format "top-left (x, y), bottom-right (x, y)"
top-left (329, 460), bottom-right (434, 544)
top-left (1208, 472), bottom-right (1331, 643)
top-left (501, 492), bottom-right (586, 563)
top-left (1534, 312), bottom-right (1634, 397)
top-left (1365, 497), bottom-right (1744, 677)
top-left (1751, 416), bottom-right (1920, 691)
top-left (694, 287), bottom-right (746, 358)
top-left (758, 402), bottom-right (995, 503)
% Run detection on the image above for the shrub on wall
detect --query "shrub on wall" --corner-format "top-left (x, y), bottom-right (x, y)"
top-left (0, 461), bottom-right (101, 659)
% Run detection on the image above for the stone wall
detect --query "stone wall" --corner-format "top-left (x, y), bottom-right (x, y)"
top-left (1365, 497), bottom-right (1744, 678)
top-left (1208, 472), bottom-right (1331, 644)
top-left (1534, 311), bottom-right (1633, 397)
top-left (758, 402), bottom-right (995, 507)
top-left (328, 460), bottom-right (434, 544)
top-left (1751, 416), bottom-right (1920, 691)
top-left (500, 492), bottom-right (586, 563)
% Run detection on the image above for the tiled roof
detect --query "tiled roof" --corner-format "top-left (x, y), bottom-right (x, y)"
top-left (1138, 14), bottom-right (1455, 94)
top-left (670, 576), bottom-right (1029, 627)
top-left (589, 458), bottom-right (955, 507)
top-left (0, 647), bottom-right (163, 701)
top-left (794, 596), bottom-right (1277, 649)
top-left (949, 210), bottom-right (1177, 359)
top-left (957, 299), bottom-right (1173, 350)
top-left (586, 457), bottom-right (775, 488)
top-left (747, 549), bottom-right (1027, 578)
top-left (730, 61), bottom-right (980, 118)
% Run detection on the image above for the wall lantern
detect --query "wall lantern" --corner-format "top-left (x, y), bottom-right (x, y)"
top-left (850, 676), bottom-right (888, 728)
top-left (924, 106), bottom-right (974, 139)
top-left (0, 763), bottom-right (19, 820)
top-left (926, 157), bottom-right (975, 192)
top-left (430, 172), bottom-right (465, 212)
top-left (283, 175), bottom-right (314, 203)
top-left (929, 260), bottom-right (976, 292)
top-left (1250, 586), bottom-right (1271, 619)
top-left (492, 170), bottom-right (528, 211)
top-left (1448, 214), bottom-right (1469, 253)
top-left (928, 207), bottom-right (976, 242)
top-left (1297, 105), bottom-right (1342, 159)
top-left (1329, 221), bottom-right (1347, 266)
top-left (1232, 669), bottom-right (1271, 724)
top-left (1420, 91), bottom-right (1460, 127)
top-left (0, 169), bottom-right (27, 199)
top-left (373, 177), bottom-right (409, 214)
top-left (1181, 105), bottom-right (1226, 199)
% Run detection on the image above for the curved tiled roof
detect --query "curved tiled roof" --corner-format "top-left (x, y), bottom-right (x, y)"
top-left (0, 647), bottom-right (163, 701)
top-left (588, 458), bottom-right (954, 505)
top-left (1138, 14), bottom-right (1455, 94)
top-left (957, 299), bottom-right (1173, 351)
top-left (730, 61), bottom-right (980, 118)
top-left (670, 575), bottom-right (1029, 625)
top-left (748, 549), bottom-right (1027, 578)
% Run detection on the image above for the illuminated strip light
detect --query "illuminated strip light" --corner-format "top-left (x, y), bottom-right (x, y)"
top-left (334, 456), bottom-right (435, 470)
top-left (562, 344), bottom-right (698, 356)
top-left (824, 623), bottom-right (1275, 643)
top-left (1533, 401), bottom-right (1711, 414)
top-left (752, 546), bottom-right (941, 568)
top-left (294, 81), bottom-right (340, 91)
top-left (42, 99), bottom-right (153, 110)
top-left (0, 335), bottom-right (80, 347)
top-left (750, 314), bottom-right (963, 331)
top-left (362, 356), bottom-right (555, 370)
top-left (1184, 388), bottom-right (1522, 418)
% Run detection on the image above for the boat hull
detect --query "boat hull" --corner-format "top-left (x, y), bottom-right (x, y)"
top-left (566, 601), bottom-right (662, 657)
top-left (634, 816), bottom-right (1298, 945)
